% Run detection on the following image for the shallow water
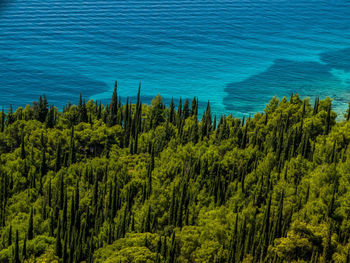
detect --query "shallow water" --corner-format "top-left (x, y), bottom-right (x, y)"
top-left (1, 0), bottom-right (350, 117)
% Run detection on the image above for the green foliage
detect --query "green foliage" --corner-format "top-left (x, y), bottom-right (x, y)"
top-left (0, 89), bottom-right (349, 262)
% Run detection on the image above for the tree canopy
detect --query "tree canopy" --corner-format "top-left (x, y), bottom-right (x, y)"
top-left (0, 86), bottom-right (349, 262)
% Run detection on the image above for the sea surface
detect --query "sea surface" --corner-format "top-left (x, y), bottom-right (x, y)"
top-left (1, 0), bottom-right (350, 117)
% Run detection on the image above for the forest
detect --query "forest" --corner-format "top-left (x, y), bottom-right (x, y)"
top-left (0, 82), bottom-right (349, 262)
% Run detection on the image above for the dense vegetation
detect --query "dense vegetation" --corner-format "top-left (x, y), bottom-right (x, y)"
top-left (0, 82), bottom-right (350, 262)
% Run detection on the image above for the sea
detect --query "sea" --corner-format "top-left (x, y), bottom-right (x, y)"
top-left (1, 0), bottom-right (350, 117)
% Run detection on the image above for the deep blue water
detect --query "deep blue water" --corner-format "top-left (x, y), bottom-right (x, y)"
top-left (1, 0), bottom-right (350, 117)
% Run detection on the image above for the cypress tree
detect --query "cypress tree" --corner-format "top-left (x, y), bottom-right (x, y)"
top-left (59, 172), bottom-right (64, 209)
top-left (20, 133), bottom-right (26, 160)
top-left (183, 99), bottom-right (190, 120)
top-left (135, 82), bottom-right (141, 125)
top-left (22, 235), bottom-right (27, 260)
top-left (55, 139), bottom-right (62, 172)
top-left (239, 216), bottom-right (247, 262)
top-left (6, 104), bottom-right (15, 126)
top-left (169, 185), bottom-right (176, 225)
top-left (241, 124), bottom-right (248, 149)
top-left (74, 181), bottom-right (80, 213)
top-left (118, 96), bottom-right (123, 125)
top-left (212, 114), bottom-right (217, 131)
top-left (28, 208), bottom-right (34, 240)
top-left (68, 126), bottom-right (76, 165)
top-left (14, 230), bottom-right (20, 263)
top-left (62, 189), bottom-right (67, 230)
top-left (202, 101), bottom-right (212, 137)
top-left (167, 231), bottom-right (176, 263)
top-left (322, 225), bottom-right (332, 263)
top-left (40, 132), bottom-right (47, 177)
top-left (325, 104), bottom-right (332, 135)
top-left (260, 195), bottom-right (271, 261)
top-left (228, 214), bottom-right (239, 262)
top-left (8, 224), bottom-right (12, 247)
top-left (78, 94), bottom-right (88, 123)
top-left (46, 105), bottom-right (55, 128)
top-left (62, 234), bottom-right (68, 263)
top-left (144, 205), bottom-right (151, 233)
top-left (93, 176), bottom-right (98, 209)
top-left (69, 240), bottom-right (75, 263)
top-left (147, 162), bottom-right (152, 199)
top-left (161, 236), bottom-right (167, 260)
top-left (124, 97), bottom-right (129, 130)
top-left (36, 95), bottom-right (49, 122)
top-left (313, 96), bottom-right (319, 115)
top-left (177, 98), bottom-right (182, 127)
top-left (157, 236), bottom-right (162, 254)
top-left (49, 211), bottom-right (55, 237)
top-left (191, 97), bottom-right (197, 117)
top-left (48, 179), bottom-right (52, 207)
top-left (0, 107), bottom-right (5, 132)
top-left (56, 219), bottom-right (62, 258)
top-left (70, 196), bottom-right (75, 232)
top-left (97, 101), bottom-right (102, 120)
top-left (346, 249), bottom-right (350, 263)
top-left (169, 98), bottom-right (175, 124)
top-left (275, 191), bottom-right (284, 239)
top-left (191, 118), bottom-right (199, 144)
top-left (109, 81), bottom-right (118, 126)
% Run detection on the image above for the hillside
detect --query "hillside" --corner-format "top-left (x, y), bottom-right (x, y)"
top-left (0, 84), bottom-right (349, 262)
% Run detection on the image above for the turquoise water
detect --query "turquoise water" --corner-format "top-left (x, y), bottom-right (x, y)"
top-left (1, 0), bottom-right (350, 116)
